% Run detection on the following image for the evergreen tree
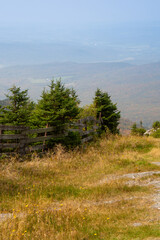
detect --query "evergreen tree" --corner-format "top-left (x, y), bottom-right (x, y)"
top-left (0, 85), bottom-right (34, 125)
top-left (30, 79), bottom-right (80, 130)
top-left (94, 89), bottom-right (120, 134)
top-left (152, 121), bottom-right (160, 129)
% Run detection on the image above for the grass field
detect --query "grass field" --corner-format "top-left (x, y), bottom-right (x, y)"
top-left (0, 135), bottom-right (160, 240)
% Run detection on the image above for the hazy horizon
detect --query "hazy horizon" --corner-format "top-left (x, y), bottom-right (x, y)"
top-left (1, 21), bottom-right (160, 66)
top-left (1, 1), bottom-right (160, 125)
top-left (0, 1), bottom-right (160, 65)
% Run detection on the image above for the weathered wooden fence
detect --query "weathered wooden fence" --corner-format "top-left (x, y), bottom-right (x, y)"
top-left (0, 116), bottom-right (101, 155)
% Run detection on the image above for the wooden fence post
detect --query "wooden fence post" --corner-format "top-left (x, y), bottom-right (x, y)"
top-left (84, 119), bottom-right (87, 131)
top-left (43, 123), bottom-right (48, 151)
top-left (19, 127), bottom-right (28, 155)
top-left (78, 119), bottom-right (83, 137)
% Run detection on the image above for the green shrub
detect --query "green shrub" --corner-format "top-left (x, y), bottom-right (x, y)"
top-left (151, 129), bottom-right (160, 138)
top-left (63, 131), bottom-right (81, 149)
top-left (131, 123), bottom-right (146, 136)
top-left (47, 131), bottom-right (81, 149)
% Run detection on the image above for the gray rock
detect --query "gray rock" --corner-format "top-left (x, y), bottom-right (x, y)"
top-left (132, 223), bottom-right (142, 227)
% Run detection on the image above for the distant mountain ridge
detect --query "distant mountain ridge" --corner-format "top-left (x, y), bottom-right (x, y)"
top-left (0, 61), bottom-right (160, 126)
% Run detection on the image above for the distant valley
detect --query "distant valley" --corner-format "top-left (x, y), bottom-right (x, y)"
top-left (0, 61), bottom-right (160, 126)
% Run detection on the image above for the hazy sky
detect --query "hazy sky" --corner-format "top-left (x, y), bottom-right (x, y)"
top-left (0, 0), bottom-right (160, 27)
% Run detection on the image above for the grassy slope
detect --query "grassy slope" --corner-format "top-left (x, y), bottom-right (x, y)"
top-left (0, 135), bottom-right (160, 240)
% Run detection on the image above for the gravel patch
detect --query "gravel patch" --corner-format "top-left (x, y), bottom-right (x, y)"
top-left (99, 171), bottom-right (160, 185)
top-left (97, 162), bottom-right (160, 210)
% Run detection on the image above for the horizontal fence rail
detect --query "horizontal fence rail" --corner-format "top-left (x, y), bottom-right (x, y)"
top-left (0, 116), bottom-right (101, 155)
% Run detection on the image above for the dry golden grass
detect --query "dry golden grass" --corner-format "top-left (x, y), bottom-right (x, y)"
top-left (0, 135), bottom-right (160, 240)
